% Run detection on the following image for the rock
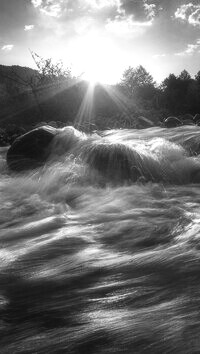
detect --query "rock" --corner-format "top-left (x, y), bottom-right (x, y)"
top-left (190, 169), bottom-right (200, 183)
top-left (182, 119), bottom-right (194, 126)
top-left (193, 114), bottom-right (200, 124)
top-left (81, 141), bottom-right (142, 183)
top-left (137, 116), bottom-right (154, 129)
top-left (164, 117), bottom-right (182, 128)
top-left (34, 121), bottom-right (48, 128)
top-left (182, 113), bottom-right (193, 121)
top-left (7, 125), bottom-right (57, 171)
top-left (48, 121), bottom-right (58, 128)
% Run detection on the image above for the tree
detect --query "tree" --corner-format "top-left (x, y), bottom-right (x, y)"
top-left (3, 51), bottom-right (74, 118)
top-left (30, 51), bottom-right (72, 88)
top-left (120, 65), bottom-right (156, 100)
top-left (160, 74), bottom-right (180, 113)
top-left (160, 74), bottom-right (177, 91)
top-left (179, 70), bottom-right (191, 81)
top-left (161, 70), bottom-right (197, 114)
top-left (195, 71), bottom-right (200, 87)
top-left (121, 65), bottom-right (154, 92)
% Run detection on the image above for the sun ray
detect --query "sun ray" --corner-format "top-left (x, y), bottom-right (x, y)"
top-left (74, 81), bottom-right (96, 130)
top-left (103, 84), bottom-right (137, 123)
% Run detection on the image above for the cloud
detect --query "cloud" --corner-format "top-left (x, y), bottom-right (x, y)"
top-left (175, 3), bottom-right (200, 26)
top-left (31, 0), bottom-right (42, 7)
top-left (189, 8), bottom-right (200, 25)
top-left (28, 0), bottom-right (159, 43)
top-left (153, 53), bottom-right (166, 58)
top-left (24, 24), bottom-right (34, 31)
top-left (175, 39), bottom-right (200, 56)
top-left (144, 3), bottom-right (156, 21)
top-left (105, 1), bottom-right (156, 37)
top-left (30, 0), bottom-right (122, 21)
top-left (30, 0), bottom-right (157, 23)
top-left (106, 14), bottom-right (153, 37)
top-left (31, 0), bottom-right (65, 17)
top-left (1, 44), bottom-right (14, 51)
top-left (31, 0), bottom-right (121, 14)
top-left (119, 0), bottom-right (156, 22)
top-left (85, 0), bottom-right (121, 10)
top-left (40, 3), bottom-right (62, 17)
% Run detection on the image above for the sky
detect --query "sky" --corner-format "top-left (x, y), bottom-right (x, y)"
top-left (0, 0), bottom-right (200, 84)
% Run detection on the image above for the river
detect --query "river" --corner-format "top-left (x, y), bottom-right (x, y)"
top-left (1, 125), bottom-right (200, 353)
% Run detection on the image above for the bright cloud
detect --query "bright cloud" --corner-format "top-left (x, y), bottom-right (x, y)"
top-left (119, 0), bottom-right (157, 22)
top-left (144, 3), bottom-right (156, 21)
top-left (30, 0), bottom-right (157, 23)
top-left (175, 39), bottom-right (200, 56)
top-left (153, 53), bottom-right (166, 58)
top-left (30, 0), bottom-right (122, 19)
top-left (31, 0), bottom-right (64, 17)
top-left (24, 24), bottom-right (34, 31)
top-left (40, 3), bottom-right (62, 17)
top-left (175, 3), bottom-right (200, 26)
top-left (1, 44), bottom-right (14, 51)
top-left (189, 8), bottom-right (200, 26)
top-left (85, 0), bottom-right (121, 10)
top-left (106, 15), bottom-right (153, 37)
top-left (31, 0), bottom-right (43, 7)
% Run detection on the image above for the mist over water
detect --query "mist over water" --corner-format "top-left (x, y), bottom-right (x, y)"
top-left (1, 126), bottom-right (200, 353)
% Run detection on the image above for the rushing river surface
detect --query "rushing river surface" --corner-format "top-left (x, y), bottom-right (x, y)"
top-left (1, 125), bottom-right (200, 353)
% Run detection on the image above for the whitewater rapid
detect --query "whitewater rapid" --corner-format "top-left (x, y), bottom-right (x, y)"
top-left (1, 125), bottom-right (200, 353)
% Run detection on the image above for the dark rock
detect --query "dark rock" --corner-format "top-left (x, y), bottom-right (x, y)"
top-left (190, 169), bottom-right (200, 183)
top-left (7, 125), bottom-right (57, 171)
top-left (182, 113), bottom-right (193, 121)
top-left (193, 114), bottom-right (200, 124)
top-left (81, 141), bottom-right (142, 183)
top-left (137, 116), bottom-right (154, 129)
top-left (182, 119), bottom-right (194, 126)
top-left (164, 117), bottom-right (182, 128)
top-left (34, 122), bottom-right (48, 128)
top-left (48, 121), bottom-right (58, 128)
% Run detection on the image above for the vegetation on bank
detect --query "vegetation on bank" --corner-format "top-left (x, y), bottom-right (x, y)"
top-left (1, 53), bottom-right (200, 145)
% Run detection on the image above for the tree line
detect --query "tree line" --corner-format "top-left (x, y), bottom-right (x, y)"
top-left (1, 53), bottom-right (200, 133)
top-left (120, 65), bottom-right (200, 118)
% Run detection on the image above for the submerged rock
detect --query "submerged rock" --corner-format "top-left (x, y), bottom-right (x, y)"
top-left (182, 119), bottom-right (194, 126)
top-left (81, 140), bottom-right (143, 183)
top-left (7, 125), bottom-right (57, 171)
top-left (164, 117), bottom-right (182, 128)
top-left (193, 113), bottom-right (200, 124)
top-left (182, 113), bottom-right (193, 121)
top-left (137, 116), bottom-right (154, 129)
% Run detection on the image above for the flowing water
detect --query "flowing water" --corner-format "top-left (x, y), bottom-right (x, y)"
top-left (1, 125), bottom-right (200, 353)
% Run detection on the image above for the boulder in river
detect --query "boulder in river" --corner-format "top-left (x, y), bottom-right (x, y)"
top-left (137, 116), bottom-right (154, 129)
top-left (193, 114), bottom-right (200, 124)
top-left (7, 125), bottom-right (57, 171)
top-left (182, 119), bottom-right (194, 126)
top-left (180, 114), bottom-right (194, 125)
top-left (164, 116), bottom-right (182, 128)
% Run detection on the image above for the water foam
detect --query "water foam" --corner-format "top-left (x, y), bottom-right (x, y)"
top-left (1, 126), bottom-right (200, 353)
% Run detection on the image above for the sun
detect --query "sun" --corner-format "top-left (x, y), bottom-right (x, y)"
top-left (82, 65), bottom-right (107, 86)
top-left (69, 33), bottom-right (123, 85)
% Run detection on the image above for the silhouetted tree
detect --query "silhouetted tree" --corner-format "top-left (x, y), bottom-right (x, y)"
top-left (30, 51), bottom-right (72, 88)
top-left (159, 74), bottom-right (178, 113)
top-left (160, 71), bottom-right (197, 114)
top-left (121, 65), bottom-right (156, 100)
top-left (3, 51), bottom-right (74, 118)
top-left (179, 70), bottom-right (191, 81)
top-left (195, 70), bottom-right (200, 81)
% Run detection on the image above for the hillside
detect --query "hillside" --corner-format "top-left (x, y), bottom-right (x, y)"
top-left (0, 64), bottom-right (162, 139)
